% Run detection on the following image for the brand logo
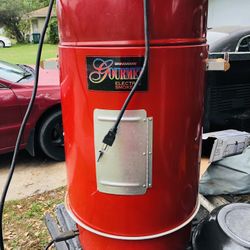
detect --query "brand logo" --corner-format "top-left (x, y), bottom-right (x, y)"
top-left (87, 56), bottom-right (147, 91)
top-left (89, 58), bottom-right (142, 84)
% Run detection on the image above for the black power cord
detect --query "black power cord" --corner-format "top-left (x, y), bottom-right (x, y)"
top-left (44, 230), bottom-right (79, 250)
top-left (0, 0), bottom-right (55, 249)
top-left (45, 240), bottom-right (54, 250)
top-left (97, 0), bottom-right (150, 161)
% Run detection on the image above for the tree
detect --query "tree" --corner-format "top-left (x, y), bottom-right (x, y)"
top-left (0, 0), bottom-right (28, 42)
top-left (0, 0), bottom-right (51, 43)
top-left (47, 18), bottom-right (59, 44)
top-left (23, 0), bottom-right (50, 11)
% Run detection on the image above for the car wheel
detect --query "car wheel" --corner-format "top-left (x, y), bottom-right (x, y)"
top-left (38, 110), bottom-right (65, 161)
top-left (0, 41), bottom-right (5, 48)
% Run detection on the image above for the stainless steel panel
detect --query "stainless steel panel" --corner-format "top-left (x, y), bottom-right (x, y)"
top-left (94, 109), bottom-right (153, 195)
top-left (147, 117), bottom-right (153, 187)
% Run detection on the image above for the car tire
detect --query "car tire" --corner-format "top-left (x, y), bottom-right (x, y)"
top-left (0, 41), bottom-right (5, 48)
top-left (38, 110), bottom-right (65, 161)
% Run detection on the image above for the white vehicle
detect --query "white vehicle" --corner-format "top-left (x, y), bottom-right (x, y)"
top-left (0, 36), bottom-right (12, 48)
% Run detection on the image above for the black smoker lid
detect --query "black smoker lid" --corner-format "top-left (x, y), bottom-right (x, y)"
top-left (218, 203), bottom-right (250, 248)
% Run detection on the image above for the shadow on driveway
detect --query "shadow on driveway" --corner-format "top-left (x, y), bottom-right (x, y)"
top-left (0, 150), bottom-right (66, 201)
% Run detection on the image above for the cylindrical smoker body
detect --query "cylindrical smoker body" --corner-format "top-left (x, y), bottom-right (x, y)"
top-left (57, 1), bottom-right (208, 249)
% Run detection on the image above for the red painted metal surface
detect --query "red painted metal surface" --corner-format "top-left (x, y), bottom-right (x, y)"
top-left (57, 0), bottom-right (208, 249)
top-left (78, 225), bottom-right (192, 250)
top-left (0, 85), bottom-right (22, 151)
top-left (0, 70), bottom-right (60, 154)
top-left (57, 0), bottom-right (208, 46)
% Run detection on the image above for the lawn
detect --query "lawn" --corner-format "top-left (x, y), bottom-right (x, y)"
top-left (0, 44), bottom-right (58, 65)
top-left (3, 187), bottom-right (65, 249)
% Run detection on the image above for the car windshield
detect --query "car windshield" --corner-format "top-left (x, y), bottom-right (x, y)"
top-left (0, 60), bottom-right (32, 82)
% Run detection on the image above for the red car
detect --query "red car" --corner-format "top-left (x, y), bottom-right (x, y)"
top-left (0, 60), bottom-right (64, 161)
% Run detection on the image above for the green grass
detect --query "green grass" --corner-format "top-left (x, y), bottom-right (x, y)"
top-left (3, 187), bottom-right (65, 249)
top-left (0, 43), bottom-right (58, 65)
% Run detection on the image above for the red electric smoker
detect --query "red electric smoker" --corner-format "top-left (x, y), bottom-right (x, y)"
top-left (57, 0), bottom-right (208, 249)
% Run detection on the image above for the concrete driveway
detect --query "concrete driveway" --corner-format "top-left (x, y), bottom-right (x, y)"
top-left (0, 151), bottom-right (66, 201)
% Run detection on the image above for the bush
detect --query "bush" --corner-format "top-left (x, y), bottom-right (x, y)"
top-left (47, 18), bottom-right (59, 44)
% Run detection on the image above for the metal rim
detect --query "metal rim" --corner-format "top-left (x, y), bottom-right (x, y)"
top-left (51, 121), bottom-right (64, 148)
top-left (236, 34), bottom-right (250, 52)
top-left (65, 194), bottom-right (200, 241)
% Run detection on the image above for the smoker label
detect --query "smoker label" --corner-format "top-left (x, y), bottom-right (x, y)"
top-left (87, 57), bottom-right (147, 91)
